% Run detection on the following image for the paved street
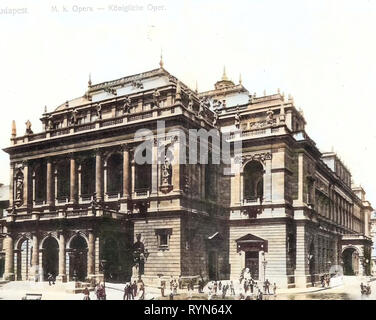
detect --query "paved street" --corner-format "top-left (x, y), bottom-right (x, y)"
top-left (0, 276), bottom-right (375, 300)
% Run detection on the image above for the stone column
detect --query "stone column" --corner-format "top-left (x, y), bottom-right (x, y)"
top-left (46, 158), bottom-right (54, 206)
top-left (4, 234), bottom-right (15, 280)
top-left (70, 155), bottom-right (77, 204)
top-left (31, 233), bottom-right (39, 280)
top-left (9, 164), bottom-right (14, 208)
top-left (151, 142), bottom-right (158, 195)
top-left (172, 142), bottom-right (181, 193)
top-left (295, 221), bottom-right (308, 288)
top-left (123, 147), bottom-right (130, 198)
top-left (95, 150), bottom-right (103, 201)
top-left (57, 232), bottom-right (66, 282)
top-left (87, 230), bottom-right (95, 279)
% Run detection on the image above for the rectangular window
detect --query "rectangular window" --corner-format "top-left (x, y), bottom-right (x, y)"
top-left (155, 228), bottom-right (172, 250)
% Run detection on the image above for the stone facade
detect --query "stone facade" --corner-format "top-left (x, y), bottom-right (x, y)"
top-left (0, 65), bottom-right (373, 288)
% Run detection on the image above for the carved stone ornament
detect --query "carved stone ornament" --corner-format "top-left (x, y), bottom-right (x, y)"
top-left (234, 152), bottom-right (272, 165)
top-left (14, 169), bottom-right (24, 206)
top-left (123, 96), bottom-right (132, 113)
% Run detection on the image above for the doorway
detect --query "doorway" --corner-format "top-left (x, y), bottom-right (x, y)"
top-left (245, 251), bottom-right (259, 280)
top-left (42, 237), bottom-right (59, 280)
top-left (69, 235), bottom-right (88, 281)
top-left (208, 251), bottom-right (218, 280)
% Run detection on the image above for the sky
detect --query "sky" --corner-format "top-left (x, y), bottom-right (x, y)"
top-left (0, 0), bottom-right (375, 206)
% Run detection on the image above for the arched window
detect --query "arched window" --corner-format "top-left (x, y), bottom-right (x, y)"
top-left (81, 157), bottom-right (95, 197)
top-left (34, 160), bottom-right (46, 203)
top-left (135, 149), bottom-right (151, 192)
top-left (57, 160), bottom-right (70, 199)
top-left (107, 153), bottom-right (123, 195)
top-left (243, 160), bottom-right (264, 201)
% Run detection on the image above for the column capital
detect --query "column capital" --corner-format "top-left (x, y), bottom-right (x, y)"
top-left (121, 144), bottom-right (131, 152)
top-left (94, 148), bottom-right (103, 155)
top-left (57, 230), bottom-right (67, 237)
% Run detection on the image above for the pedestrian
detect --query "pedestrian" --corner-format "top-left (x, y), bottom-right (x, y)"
top-left (123, 283), bottom-right (129, 300)
top-left (273, 283), bottom-right (277, 296)
top-left (132, 280), bottom-right (138, 297)
top-left (83, 286), bottom-right (90, 300)
top-left (214, 281), bottom-right (217, 294)
top-left (188, 281), bottom-right (193, 299)
top-left (230, 280), bottom-right (235, 295)
top-left (128, 282), bottom-right (134, 300)
top-left (101, 284), bottom-right (107, 300)
top-left (160, 279), bottom-right (166, 297)
top-left (170, 275), bottom-right (174, 292)
top-left (250, 279), bottom-right (254, 294)
top-left (47, 273), bottom-right (54, 286)
top-left (139, 284), bottom-right (145, 300)
top-left (219, 281), bottom-right (222, 291)
top-left (257, 289), bottom-right (263, 300)
top-left (264, 279), bottom-right (270, 294)
top-left (326, 275), bottom-right (330, 287)
top-left (361, 282), bottom-right (364, 295)
top-left (222, 284), bottom-right (228, 299)
top-left (173, 279), bottom-right (178, 295)
top-left (178, 275), bottom-right (182, 290)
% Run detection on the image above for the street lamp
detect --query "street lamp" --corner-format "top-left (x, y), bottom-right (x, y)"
top-left (261, 252), bottom-right (268, 283)
top-left (100, 259), bottom-right (107, 288)
top-left (133, 248), bottom-right (150, 278)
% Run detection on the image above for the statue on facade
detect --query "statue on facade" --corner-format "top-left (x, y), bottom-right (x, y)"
top-left (47, 116), bottom-right (54, 130)
top-left (15, 172), bottom-right (23, 203)
top-left (123, 96), bottom-right (131, 114)
top-left (161, 155), bottom-right (172, 186)
top-left (25, 120), bottom-right (33, 135)
top-left (71, 109), bottom-right (79, 125)
top-left (187, 93), bottom-right (194, 110)
top-left (213, 111), bottom-right (218, 127)
top-left (266, 109), bottom-right (274, 125)
top-left (152, 89), bottom-right (160, 108)
top-left (96, 104), bottom-right (102, 120)
top-left (234, 111), bottom-right (240, 129)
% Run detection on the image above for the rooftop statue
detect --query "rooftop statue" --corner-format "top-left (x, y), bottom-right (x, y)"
top-left (25, 120), bottom-right (33, 135)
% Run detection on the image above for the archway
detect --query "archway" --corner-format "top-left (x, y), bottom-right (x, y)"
top-left (102, 238), bottom-right (120, 282)
top-left (16, 238), bottom-right (32, 281)
top-left (42, 237), bottom-right (59, 280)
top-left (69, 235), bottom-right (88, 281)
top-left (342, 247), bottom-right (359, 276)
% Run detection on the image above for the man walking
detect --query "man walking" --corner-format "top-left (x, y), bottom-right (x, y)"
top-left (230, 280), bottom-right (235, 296)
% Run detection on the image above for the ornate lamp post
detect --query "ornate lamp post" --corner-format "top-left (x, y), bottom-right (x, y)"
top-left (261, 252), bottom-right (268, 283)
top-left (133, 248), bottom-right (149, 278)
top-left (100, 259), bottom-right (107, 288)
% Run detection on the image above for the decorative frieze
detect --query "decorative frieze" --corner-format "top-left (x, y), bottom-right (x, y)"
top-left (234, 152), bottom-right (272, 165)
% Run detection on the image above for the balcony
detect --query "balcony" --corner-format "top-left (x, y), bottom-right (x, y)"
top-left (227, 125), bottom-right (289, 142)
top-left (134, 188), bottom-right (150, 198)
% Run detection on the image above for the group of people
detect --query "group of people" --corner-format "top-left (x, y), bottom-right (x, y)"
top-left (160, 275), bottom-right (183, 298)
top-left (207, 280), bottom-right (235, 299)
top-left (94, 283), bottom-right (106, 300)
top-left (123, 280), bottom-right (145, 300)
top-left (360, 282), bottom-right (372, 295)
top-left (320, 274), bottom-right (331, 287)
